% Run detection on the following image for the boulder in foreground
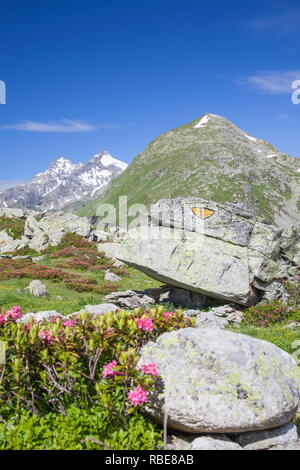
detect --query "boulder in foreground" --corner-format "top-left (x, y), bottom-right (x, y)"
top-left (138, 328), bottom-right (300, 434)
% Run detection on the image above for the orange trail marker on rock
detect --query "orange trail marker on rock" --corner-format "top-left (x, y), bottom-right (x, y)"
top-left (192, 207), bottom-right (215, 219)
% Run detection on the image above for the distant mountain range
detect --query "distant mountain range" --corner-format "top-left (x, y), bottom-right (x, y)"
top-left (0, 151), bottom-right (127, 211)
top-left (79, 114), bottom-right (300, 229)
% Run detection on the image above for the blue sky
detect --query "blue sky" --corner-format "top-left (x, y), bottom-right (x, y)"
top-left (0, 0), bottom-right (300, 186)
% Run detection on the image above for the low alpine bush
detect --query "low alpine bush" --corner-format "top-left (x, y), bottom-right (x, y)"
top-left (242, 300), bottom-right (290, 327)
top-left (0, 305), bottom-right (194, 424)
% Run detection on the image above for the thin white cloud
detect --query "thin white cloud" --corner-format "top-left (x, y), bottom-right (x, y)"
top-left (0, 119), bottom-right (97, 133)
top-left (0, 180), bottom-right (27, 191)
top-left (276, 114), bottom-right (289, 121)
top-left (249, 10), bottom-right (300, 33)
top-left (238, 71), bottom-right (300, 94)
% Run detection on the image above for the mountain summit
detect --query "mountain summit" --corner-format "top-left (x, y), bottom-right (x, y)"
top-left (0, 151), bottom-right (127, 211)
top-left (81, 114), bottom-right (300, 228)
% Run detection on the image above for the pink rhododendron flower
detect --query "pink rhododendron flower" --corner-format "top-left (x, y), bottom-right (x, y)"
top-left (50, 315), bottom-right (62, 323)
top-left (140, 362), bottom-right (159, 377)
top-left (102, 360), bottom-right (123, 378)
top-left (0, 315), bottom-right (7, 324)
top-left (4, 305), bottom-right (23, 321)
top-left (105, 328), bottom-right (115, 336)
top-left (128, 386), bottom-right (149, 406)
top-left (135, 317), bottom-right (154, 332)
top-left (163, 312), bottom-right (176, 320)
top-left (62, 319), bottom-right (75, 327)
top-left (39, 330), bottom-right (55, 344)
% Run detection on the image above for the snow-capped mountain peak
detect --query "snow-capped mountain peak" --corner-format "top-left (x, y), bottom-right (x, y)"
top-left (91, 151), bottom-right (128, 171)
top-left (0, 150), bottom-right (127, 211)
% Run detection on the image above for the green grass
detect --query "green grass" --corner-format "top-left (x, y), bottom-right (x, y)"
top-left (229, 324), bottom-right (300, 358)
top-left (0, 264), bottom-right (161, 315)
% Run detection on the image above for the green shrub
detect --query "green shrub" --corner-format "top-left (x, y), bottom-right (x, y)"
top-left (285, 278), bottom-right (300, 306)
top-left (0, 257), bottom-right (117, 295)
top-left (0, 305), bottom-right (194, 422)
top-left (0, 217), bottom-right (25, 239)
top-left (44, 233), bottom-right (97, 253)
top-left (0, 405), bottom-right (162, 450)
top-left (242, 301), bottom-right (290, 328)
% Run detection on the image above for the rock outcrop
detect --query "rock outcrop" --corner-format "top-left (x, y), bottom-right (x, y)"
top-left (27, 280), bottom-right (48, 297)
top-left (138, 328), bottom-right (300, 434)
top-left (115, 198), bottom-right (299, 305)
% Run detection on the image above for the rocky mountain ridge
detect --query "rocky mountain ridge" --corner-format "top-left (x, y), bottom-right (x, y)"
top-left (0, 151), bottom-right (127, 212)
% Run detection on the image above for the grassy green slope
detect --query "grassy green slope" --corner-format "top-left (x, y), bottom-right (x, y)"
top-left (78, 114), bottom-right (300, 227)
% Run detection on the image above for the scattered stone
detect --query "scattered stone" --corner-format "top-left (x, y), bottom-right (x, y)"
top-left (271, 441), bottom-right (300, 450)
top-left (78, 304), bottom-right (119, 315)
top-left (190, 305), bottom-right (243, 329)
top-left (284, 322), bottom-right (300, 331)
top-left (236, 422), bottom-right (299, 450)
top-left (113, 259), bottom-right (125, 268)
top-left (190, 435), bottom-right (243, 451)
top-left (182, 310), bottom-right (201, 318)
top-left (0, 231), bottom-right (28, 254)
top-left (0, 208), bottom-right (29, 218)
top-left (104, 271), bottom-right (122, 282)
top-left (28, 233), bottom-right (49, 252)
top-left (25, 212), bottom-right (92, 246)
top-left (105, 290), bottom-right (156, 308)
top-left (92, 229), bottom-right (110, 242)
top-left (18, 310), bottom-right (63, 323)
top-left (27, 280), bottom-right (48, 297)
top-left (138, 328), bottom-right (300, 434)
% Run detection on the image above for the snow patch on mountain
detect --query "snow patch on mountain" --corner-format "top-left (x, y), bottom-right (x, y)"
top-left (0, 151), bottom-right (127, 211)
top-left (194, 115), bottom-right (211, 128)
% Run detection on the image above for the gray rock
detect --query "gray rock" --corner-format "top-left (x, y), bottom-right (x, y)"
top-left (25, 212), bottom-right (92, 246)
top-left (236, 422), bottom-right (299, 450)
top-left (182, 310), bottom-right (201, 318)
top-left (27, 280), bottom-right (48, 297)
top-left (0, 208), bottom-right (29, 218)
top-left (285, 322), bottom-right (300, 331)
top-left (190, 435), bottom-right (243, 451)
top-left (195, 311), bottom-right (230, 329)
top-left (97, 242), bottom-right (120, 260)
top-left (193, 305), bottom-right (243, 329)
top-left (28, 233), bottom-right (49, 252)
top-left (138, 328), bottom-right (300, 433)
top-left (92, 229), bottom-right (110, 242)
top-left (113, 259), bottom-right (125, 268)
top-left (271, 441), bottom-right (300, 450)
top-left (104, 270), bottom-right (122, 282)
top-left (79, 304), bottom-right (119, 315)
top-left (18, 310), bottom-right (63, 323)
top-left (105, 290), bottom-right (156, 308)
top-left (0, 231), bottom-right (28, 254)
top-left (116, 198), bottom-right (298, 306)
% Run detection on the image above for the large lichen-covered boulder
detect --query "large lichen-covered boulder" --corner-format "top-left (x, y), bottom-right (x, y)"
top-left (138, 328), bottom-right (300, 434)
top-left (0, 230), bottom-right (28, 254)
top-left (116, 198), bottom-right (296, 305)
top-left (25, 212), bottom-right (92, 246)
